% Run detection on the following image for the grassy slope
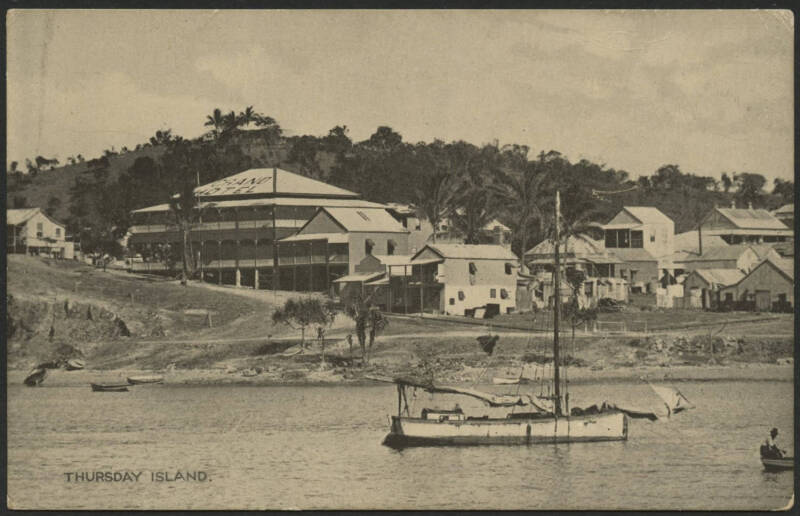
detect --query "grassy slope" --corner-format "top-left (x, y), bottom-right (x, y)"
top-left (7, 147), bottom-right (165, 222)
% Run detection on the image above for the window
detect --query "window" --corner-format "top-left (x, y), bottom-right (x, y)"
top-left (650, 234), bottom-right (656, 242)
top-left (36, 222), bottom-right (43, 238)
top-left (458, 291), bottom-right (465, 301)
top-left (449, 298), bottom-right (455, 305)
top-left (631, 231), bottom-right (643, 248)
top-left (365, 239), bottom-right (375, 255)
top-left (387, 239), bottom-right (396, 256)
top-left (505, 263), bottom-right (513, 275)
top-left (55, 228), bottom-right (61, 237)
top-left (605, 230), bottom-right (617, 248)
top-left (468, 262), bottom-right (477, 275)
top-left (500, 288), bottom-right (508, 299)
top-left (490, 288), bottom-right (497, 298)
top-left (725, 293), bottom-right (733, 302)
top-left (617, 229), bottom-right (630, 248)
top-left (630, 270), bottom-right (637, 282)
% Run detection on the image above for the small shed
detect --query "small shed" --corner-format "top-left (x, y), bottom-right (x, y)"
top-left (682, 269), bottom-right (745, 309)
top-left (719, 257), bottom-right (794, 312)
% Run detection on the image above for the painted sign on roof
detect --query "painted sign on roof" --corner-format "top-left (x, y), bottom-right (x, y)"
top-left (194, 168), bottom-right (360, 199)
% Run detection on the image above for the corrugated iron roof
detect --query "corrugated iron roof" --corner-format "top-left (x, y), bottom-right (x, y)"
top-left (692, 268), bottom-right (745, 287)
top-left (715, 208), bottom-right (788, 230)
top-left (323, 207), bottom-right (408, 233)
top-left (279, 233), bottom-right (348, 243)
top-left (768, 256), bottom-right (794, 280)
top-left (372, 254), bottom-right (414, 266)
top-left (422, 243), bottom-right (518, 260)
top-left (772, 203), bottom-right (794, 216)
top-left (607, 248), bottom-right (657, 262)
top-left (673, 230), bottom-right (728, 253)
top-left (333, 272), bottom-right (384, 283)
top-left (525, 234), bottom-right (605, 256)
top-left (623, 206), bottom-right (673, 225)
top-left (194, 168), bottom-right (360, 198)
top-left (7, 208), bottom-right (41, 225)
top-left (131, 197), bottom-right (386, 214)
top-left (678, 245), bottom-right (756, 262)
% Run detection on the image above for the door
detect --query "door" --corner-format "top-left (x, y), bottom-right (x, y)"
top-left (755, 290), bottom-right (771, 311)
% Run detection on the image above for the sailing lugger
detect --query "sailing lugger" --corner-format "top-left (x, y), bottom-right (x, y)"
top-left (379, 191), bottom-right (647, 448)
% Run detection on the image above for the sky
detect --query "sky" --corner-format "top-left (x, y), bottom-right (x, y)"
top-left (6, 9), bottom-right (795, 183)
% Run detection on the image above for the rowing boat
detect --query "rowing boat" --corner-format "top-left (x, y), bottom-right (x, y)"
top-left (90, 383), bottom-right (129, 392)
top-left (126, 375), bottom-right (164, 385)
top-left (762, 457), bottom-right (793, 471)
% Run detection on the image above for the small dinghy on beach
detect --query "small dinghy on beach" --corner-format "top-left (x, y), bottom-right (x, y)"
top-left (24, 368), bottom-right (48, 386)
top-left (65, 359), bottom-right (85, 371)
top-left (91, 383), bottom-right (129, 392)
top-left (126, 375), bottom-right (164, 385)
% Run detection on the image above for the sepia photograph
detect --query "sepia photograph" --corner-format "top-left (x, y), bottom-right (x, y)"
top-left (4, 8), bottom-right (796, 510)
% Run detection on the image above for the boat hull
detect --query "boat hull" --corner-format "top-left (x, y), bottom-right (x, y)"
top-left (384, 411), bottom-right (628, 447)
top-left (127, 376), bottom-right (164, 385)
top-left (91, 383), bottom-right (129, 392)
top-left (762, 457), bottom-right (793, 471)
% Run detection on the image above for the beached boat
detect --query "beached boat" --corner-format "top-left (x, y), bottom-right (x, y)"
top-left (761, 457), bottom-right (793, 471)
top-left (126, 375), bottom-right (164, 385)
top-left (24, 368), bottom-right (48, 387)
top-left (380, 191), bottom-right (648, 448)
top-left (65, 359), bottom-right (85, 371)
top-left (492, 377), bottom-right (533, 385)
top-left (91, 383), bottom-right (129, 392)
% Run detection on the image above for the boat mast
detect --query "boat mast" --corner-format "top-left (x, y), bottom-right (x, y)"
top-left (552, 190), bottom-right (562, 416)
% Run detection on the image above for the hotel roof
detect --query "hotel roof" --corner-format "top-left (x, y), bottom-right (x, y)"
top-left (194, 168), bottom-right (360, 199)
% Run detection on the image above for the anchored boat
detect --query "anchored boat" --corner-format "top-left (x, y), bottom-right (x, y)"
top-left (380, 191), bottom-right (644, 448)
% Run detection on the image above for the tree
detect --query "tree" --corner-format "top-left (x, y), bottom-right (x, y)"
top-left (342, 290), bottom-right (389, 365)
top-left (12, 196), bottom-right (27, 208)
top-left (222, 110), bottom-right (239, 132)
top-left (313, 300), bottom-right (338, 366)
top-left (720, 172), bottom-right (733, 193)
top-left (45, 196), bottom-right (62, 217)
top-left (272, 297), bottom-right (333, 349)
top-left (238, 106), bottom-right (259, 127)
top-left (489, 147), bottom-right (547, 263)
top-left (449, 144), bottom-right (502, 244)
top-left (734, 172), bottom-right (766, 207)
top-left (149, 129), bottom-right (174, 146)
top-left (9, 161), bottom-right (18, 173)
top-left (772, 178), bottom-right (794, 205)
top-left (413, 144), bottom-right (461, 243)
top-left (204, 108), bottom-right (225, 133)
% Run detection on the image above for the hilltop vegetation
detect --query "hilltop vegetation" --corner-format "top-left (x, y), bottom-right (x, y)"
top-left (7, 108), bottom-right (794, 257)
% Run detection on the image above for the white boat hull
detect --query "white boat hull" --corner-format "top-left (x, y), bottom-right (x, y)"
top-left (384, 411), bottom-right (628, 447)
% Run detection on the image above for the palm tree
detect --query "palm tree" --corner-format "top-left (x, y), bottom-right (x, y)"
top-left (449, 144), bottom-right (502, 244)
top-left (204, 108), bottom-right (225, 133)
top-left (238, 106), bottom-right (259, 127)
top-left (489, 147), bottom-right (547, 269)
top-left (413, 145), bottom-right (462, 242)
top-left (222, 110), bottom-right (239, 132)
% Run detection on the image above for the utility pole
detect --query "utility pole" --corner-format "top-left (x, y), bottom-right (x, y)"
top-left (272, 166), bottom-right (278, 298)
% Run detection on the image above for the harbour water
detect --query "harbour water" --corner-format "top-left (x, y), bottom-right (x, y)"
top-left (7, 380), bottom-right (794, 510)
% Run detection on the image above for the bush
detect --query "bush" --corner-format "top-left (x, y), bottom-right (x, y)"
top-left (597, 298), bottom-right (623, 313)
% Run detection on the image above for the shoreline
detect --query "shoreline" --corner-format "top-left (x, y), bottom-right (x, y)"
top-left (7, 363), bottom-right (793, 388)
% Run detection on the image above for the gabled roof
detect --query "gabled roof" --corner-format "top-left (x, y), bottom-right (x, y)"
top-left (7, 208), bottom-right (41, 225)
top-left (322, 207), bottom-right (408, 233)
top-left (714, 207), bottom-right (788, 230)
top-left (677, 244), bottom-right (757, 262)
top-left (193, 168), bottom-right (360, 199)
top-left (6, 207), bottom-right (64, 228)
top-left (772, 203), bottom-right (794, 216)
top-left (690, 268), bottom-right (745, 287)
top-left (483, 219), bottom-right (510, 232)
top-left (673, 230), bottom-right (728, 253)
top-left (372, 254), bottom-right (414, 266)
top-left (608, 248), bottom-right (657, 262)
top-left (724, 256), bottom-right (794, 289)
top-left (131, 196), bottom-right (385, 214)
top-left (415, 243), bottom-right (518, 261)
top-left (622, 206), bottom-right (673, 225)
top-left (525, 234), bottom-right (605, 257)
